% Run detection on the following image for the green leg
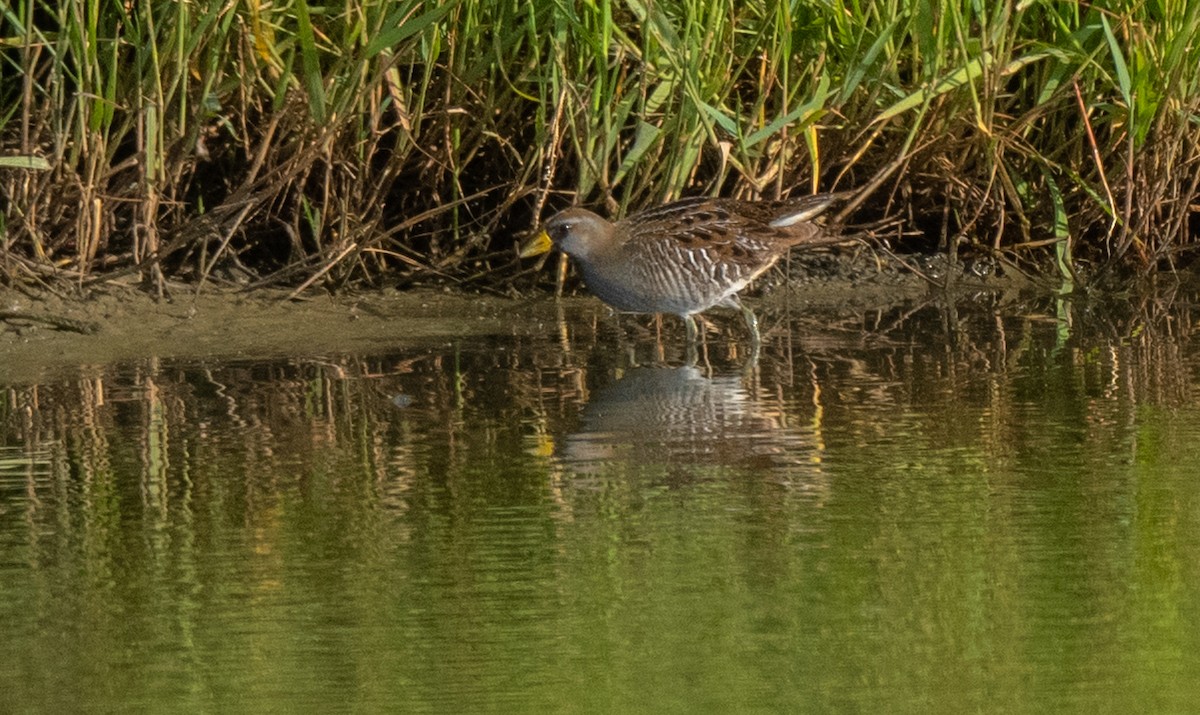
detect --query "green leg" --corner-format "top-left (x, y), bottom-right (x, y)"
top-left (684, 314), bottom-right (698, 344)
top-left (683, 314), bottom-right (699, 366)
top-left (739, 303), bottom-right (762, 345)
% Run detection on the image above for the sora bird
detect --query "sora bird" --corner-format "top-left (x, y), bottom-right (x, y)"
top-left (520, 194), bottom-right (841, 343)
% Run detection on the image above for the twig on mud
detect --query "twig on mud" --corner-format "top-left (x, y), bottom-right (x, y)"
top-left (283, 243), bottom-right (358, 301)
top-left (0, 308), bottom-right (99, 334)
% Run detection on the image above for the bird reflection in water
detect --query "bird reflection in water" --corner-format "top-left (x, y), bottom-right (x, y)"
top-left (557, 365), bottom-right (824, 488)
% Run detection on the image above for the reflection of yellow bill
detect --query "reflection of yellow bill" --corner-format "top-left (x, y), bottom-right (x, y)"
top-left (527, 432), bottom-right (555, 458)
top-left (518, 230), bottom-right (553, 258)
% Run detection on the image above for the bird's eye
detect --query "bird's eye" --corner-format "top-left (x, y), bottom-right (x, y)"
top-left (550, 223), bottom-right (571, 240)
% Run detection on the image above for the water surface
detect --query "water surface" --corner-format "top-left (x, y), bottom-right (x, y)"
top-left (3, 294), bottom-right (1200, 712)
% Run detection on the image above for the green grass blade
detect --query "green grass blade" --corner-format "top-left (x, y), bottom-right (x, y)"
top-left (365, 1), bottom-right (458, 58)
top-left (294, 0), bottom-right (326, 124)
top-left (745, 74), bottom-right (830, 149)
top-left (874, 53), bottom-right (992, 124)
top-left (697, 99), bottom-right (739, 137)
top-left (0, 155), bottom-right (51, 169)
top-left (612, 120), bottom-right (661, 187)
top-left (1099, 14), bottom-right (1131, 105)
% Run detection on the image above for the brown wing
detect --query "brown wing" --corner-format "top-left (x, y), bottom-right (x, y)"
top-left (618, 196), bottom-right (834, 274)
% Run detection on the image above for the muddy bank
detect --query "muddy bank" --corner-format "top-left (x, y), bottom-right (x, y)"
top-left (0, 254), bottom-right (1041, 383)
top-left (0, 283), bottom-right (529, 383)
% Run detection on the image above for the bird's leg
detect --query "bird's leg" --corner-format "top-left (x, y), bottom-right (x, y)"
top-left (555, 301), bottom-right (570, 352)
top-left (654, 314), bottom-right (666, 364)
top-left (683, 314), bottom-right (699, 366)
top-left (684, 314), bottom-right (699, 344)
top-left (741, 341), bottom-right (761, 382)
top-left (738, 301), bottom-right (762, 345)
top-left (726, 298), bottom-right (762, 372)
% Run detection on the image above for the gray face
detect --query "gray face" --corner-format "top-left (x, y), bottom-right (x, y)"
top-left (546, 209), bottom-right (605, 260)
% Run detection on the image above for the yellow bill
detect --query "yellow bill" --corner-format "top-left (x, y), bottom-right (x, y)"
top-left (519, 229), bottom-right (553, 258)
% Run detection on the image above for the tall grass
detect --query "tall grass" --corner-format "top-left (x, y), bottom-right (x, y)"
top-left (1, 0), bottom-right (1197, 292)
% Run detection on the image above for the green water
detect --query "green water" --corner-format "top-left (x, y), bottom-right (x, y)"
top-left (3, 298), bottom-right (1200, 712)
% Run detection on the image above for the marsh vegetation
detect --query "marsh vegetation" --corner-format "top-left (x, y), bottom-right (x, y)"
top-left (2, 0), bottom-right (1197, 294)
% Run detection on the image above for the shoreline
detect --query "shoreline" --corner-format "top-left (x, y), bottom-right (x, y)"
top-left (0, 259), bottom-right (1042, 385)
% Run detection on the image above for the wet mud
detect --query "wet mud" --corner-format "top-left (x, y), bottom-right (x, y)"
top-left (0, 252), bottom-right (1040, 383)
